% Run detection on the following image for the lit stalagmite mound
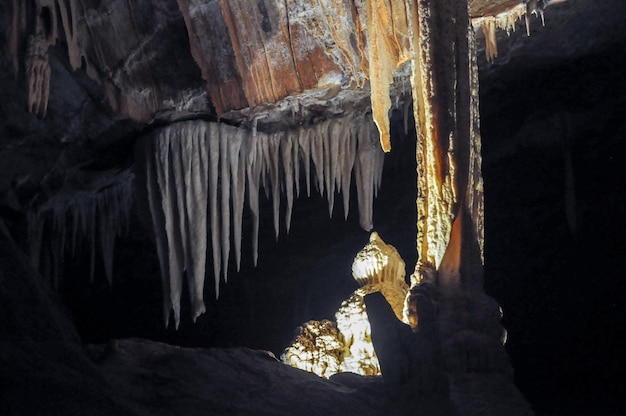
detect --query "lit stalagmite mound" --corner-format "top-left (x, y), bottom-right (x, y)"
top-left (282, 232), bottom-right (409, 378)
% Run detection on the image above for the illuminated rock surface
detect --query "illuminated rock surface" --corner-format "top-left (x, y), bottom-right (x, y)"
top-left (283, 232), bottom-right (408, 378)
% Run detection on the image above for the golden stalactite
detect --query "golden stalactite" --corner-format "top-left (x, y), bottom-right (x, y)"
top-left (365, 0), bottom-right (410, 152)
top-left (481, 17), bottom-right (498, 62)
top-left (473, 3), bottom-right (528, 62)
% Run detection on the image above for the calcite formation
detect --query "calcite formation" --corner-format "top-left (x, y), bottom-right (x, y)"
top-left (137, 116), bottom-right (385, 327)
top-left (282, 232), bottom-right (408, 378)
top-left (280, 320), bottom-right (345, 379)
top-left (25, 32), bottom-right (50, 117)
top-left (408, 0), bottom-right (484, 291)
top-left (27, 169), bottom-right (134, 288)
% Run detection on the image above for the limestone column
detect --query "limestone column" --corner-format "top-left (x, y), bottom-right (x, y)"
top-left (407, 0), bottom-right (484, 292)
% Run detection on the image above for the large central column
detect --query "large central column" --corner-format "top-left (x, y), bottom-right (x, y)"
top-left (408, 0), bottom-right (484, 291)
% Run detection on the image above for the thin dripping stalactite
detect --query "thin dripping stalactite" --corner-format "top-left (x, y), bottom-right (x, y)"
top-left (365, 0), bottom-right (410, 153)
top-left (27, 170), bottom-right (135, 290)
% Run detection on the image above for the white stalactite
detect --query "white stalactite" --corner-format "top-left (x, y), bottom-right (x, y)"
top-left (155, 128), bottom-right (184, 328)
top-left (247, 131), bottom-right (263, 266)
top-left (298, 127), bottom-right (312, 197)
top-left (341, 121), bottom-right (357, 220)
top-left (219, 124), bottom-right (231, 283)
top-left (208, 124), bottom-right (221, 295)
top-left (281, 133), bottom-right (295, 233)
top-left (140, 115), bottom-right (385, 327)
top-left (229, 126), bottom-right (246, 272)
top-left (266, 133), bottom-right (282, 240)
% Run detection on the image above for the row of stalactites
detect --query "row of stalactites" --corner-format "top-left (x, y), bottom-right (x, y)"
top-left (473, 1), bottom-right (547, 63)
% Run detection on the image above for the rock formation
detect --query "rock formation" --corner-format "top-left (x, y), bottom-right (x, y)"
top-left (136, 116), bottom-right (384, 327)
top-left (283, 232), bottom-right (408, 378)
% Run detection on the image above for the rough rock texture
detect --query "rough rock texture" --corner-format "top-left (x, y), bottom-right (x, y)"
top-left (282, 232), bottom-right (409, 378)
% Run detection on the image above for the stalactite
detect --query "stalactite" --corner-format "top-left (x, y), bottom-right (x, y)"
top-left (281, 133), bottom-right (296, 233)
top-left (267, 133), bottom-right (282, 240)
top-left (25, 33), bottom-right (51, 117)
top-left (298, 127), bottom-right (312, 197)
top-left (355, 119), bottom-right (379, 232)
top-left (340, 121), bottom-right (357, 220)
top-left (472, 3), bottom-right (530, 62)
top-left (481, 18), bottom-right (498, 63)
top-left (144, 141), bottom-right (173, 324)
top-left (27, 170), bottom-right (134, 290)
top-left (219, 124), bottom-right (231, 283)
top-left (139, 115), bottom-right (385, 327)
top-left (365, 0), bottom-right (410, 152)
top-left (328, 119), bottom-right (342, 217)
top-left (229, 127), bottom-right (247, 271)
top-left (180, 124), bottom-right (209, 321)
top-left (322, 123), bottom-right (333, 215)
top-left (310, 122), bottom-right (326, 196)
top-left (55, 0), bottom-right (81, 70)
top-left (246, 130), bottom-right (263, 267)
top-left (11, 0), bottom-right (89, 117)
top-left (155, 127), bottom-right (184, 328)
top-left (208, 124), bottom-right (222, 294)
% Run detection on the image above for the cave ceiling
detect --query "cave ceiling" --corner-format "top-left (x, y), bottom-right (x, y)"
top-left (0, 0), bottom-right (624, 223)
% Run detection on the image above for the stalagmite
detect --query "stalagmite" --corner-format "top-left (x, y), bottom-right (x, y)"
top-left (283, 232), bottom-right (408, 378)
top-left (138, 115), bottom-right (386, 327)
